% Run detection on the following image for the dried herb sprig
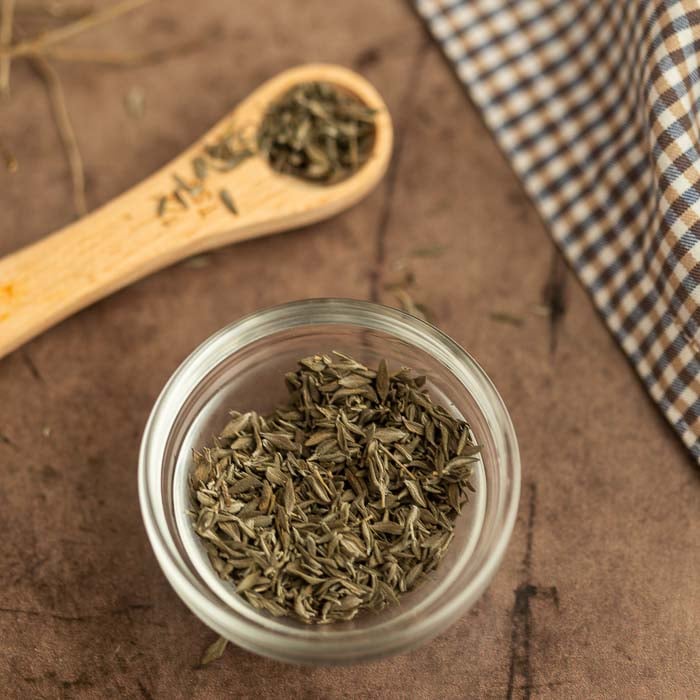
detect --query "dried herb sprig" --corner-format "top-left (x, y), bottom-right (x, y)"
top-left (258, 81), bottom-right (376, 183)
top-left (219, 188), bottom-right (237, 214)
top-left (1, 0), bottom-right (151, 59)
top-left (29, 55), bottom-right (86, 215)
top-left (7, 0), bottom-right (204, 218)
top-left (15, 1), bottom-right (93, 21)
top-left (189, 353), bottom-right (479, 624)
top-left (42, 34), bottom-right (210, 65)
top-left (0, 0), bottom-right (16, 97)
top-left (156, 135), bottom-right (253, 218)
top-left (199, 635), bottom-right (228, 666)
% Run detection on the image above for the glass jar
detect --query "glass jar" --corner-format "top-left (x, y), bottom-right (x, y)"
top-left (138, 299), bottom-right (520, 664)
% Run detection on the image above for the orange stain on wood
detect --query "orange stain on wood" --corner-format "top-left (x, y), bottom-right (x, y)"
top-left (0, 283), bottom-right (15, 299)
top-left (192, 189), bottom-right (213, 205)
top-left (198, 204), bottom-right (219, 218)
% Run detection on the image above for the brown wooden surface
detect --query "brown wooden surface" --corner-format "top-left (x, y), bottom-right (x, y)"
top-left (0, 2), bottom-right (698, 698)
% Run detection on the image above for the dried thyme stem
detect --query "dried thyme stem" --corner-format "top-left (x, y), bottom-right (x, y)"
top-left (200, 636), bottom-right (228, 666)
top-left (0, 0), bottom-right (15, 97)
top-left (0, 0), bottom-right (151, 59)
top-left (44, 46), bottom-right (166, 65)
top-left (31, 56), bottom-right (86, 216)
top-left (15, 0), bottom-right (93, 20)
top-left (42, 34), bottom-right (208, 66)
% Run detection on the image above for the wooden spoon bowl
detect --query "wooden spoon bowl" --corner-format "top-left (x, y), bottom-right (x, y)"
top-left (0, 63), bottom-right (393, 360)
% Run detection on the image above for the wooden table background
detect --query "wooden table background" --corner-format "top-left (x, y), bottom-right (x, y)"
top-left (1, 1), bottom-right (698, 698)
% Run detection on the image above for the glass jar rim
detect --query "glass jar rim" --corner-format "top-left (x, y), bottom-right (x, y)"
top-left (138, 298), bottom-right (520, 663)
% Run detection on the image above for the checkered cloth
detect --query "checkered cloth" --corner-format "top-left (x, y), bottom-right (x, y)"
top-left (417, 0), bottom-right (700, 462)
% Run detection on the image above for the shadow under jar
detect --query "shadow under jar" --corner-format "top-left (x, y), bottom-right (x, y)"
top-left (138, 299), bottom-right (520, 665)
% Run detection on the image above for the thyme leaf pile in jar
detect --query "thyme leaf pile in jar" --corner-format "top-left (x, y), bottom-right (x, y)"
top-left (188, 352), bottom-right (480, 624)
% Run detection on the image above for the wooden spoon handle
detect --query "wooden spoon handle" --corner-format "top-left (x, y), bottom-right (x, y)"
top-left (0, 150), bottom-right (301, 359)
top-left (0, 177), bottom-right (195, 359)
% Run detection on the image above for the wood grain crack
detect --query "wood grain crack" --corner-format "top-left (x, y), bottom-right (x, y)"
top-left (370, 39), bottom-right (431, 302)
top-left (543, 247), bottom-right (568, 356)
top-left (506, 483), bottom-right (560, 700)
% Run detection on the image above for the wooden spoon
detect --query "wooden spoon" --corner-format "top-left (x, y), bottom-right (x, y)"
top-left (0, 63), bottom-right (392, 360)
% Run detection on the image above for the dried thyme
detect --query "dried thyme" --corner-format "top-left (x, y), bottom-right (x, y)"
top-left (219, 188), bottom-right (238, 215)
top-left (259, 81), bottom-right (376, 183)
top-left (189, 352), bottom-right (479, 624)
top-left (156, 80), bottom-right (377, 218)
top-left (192, 156), bottom-right (208, 180)
top-left (172, 188), bottom-right (188, 209)
top-left (489, 311), bottom-right (524, 327)
top-left (199, 635), bottom-right (228, 666)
